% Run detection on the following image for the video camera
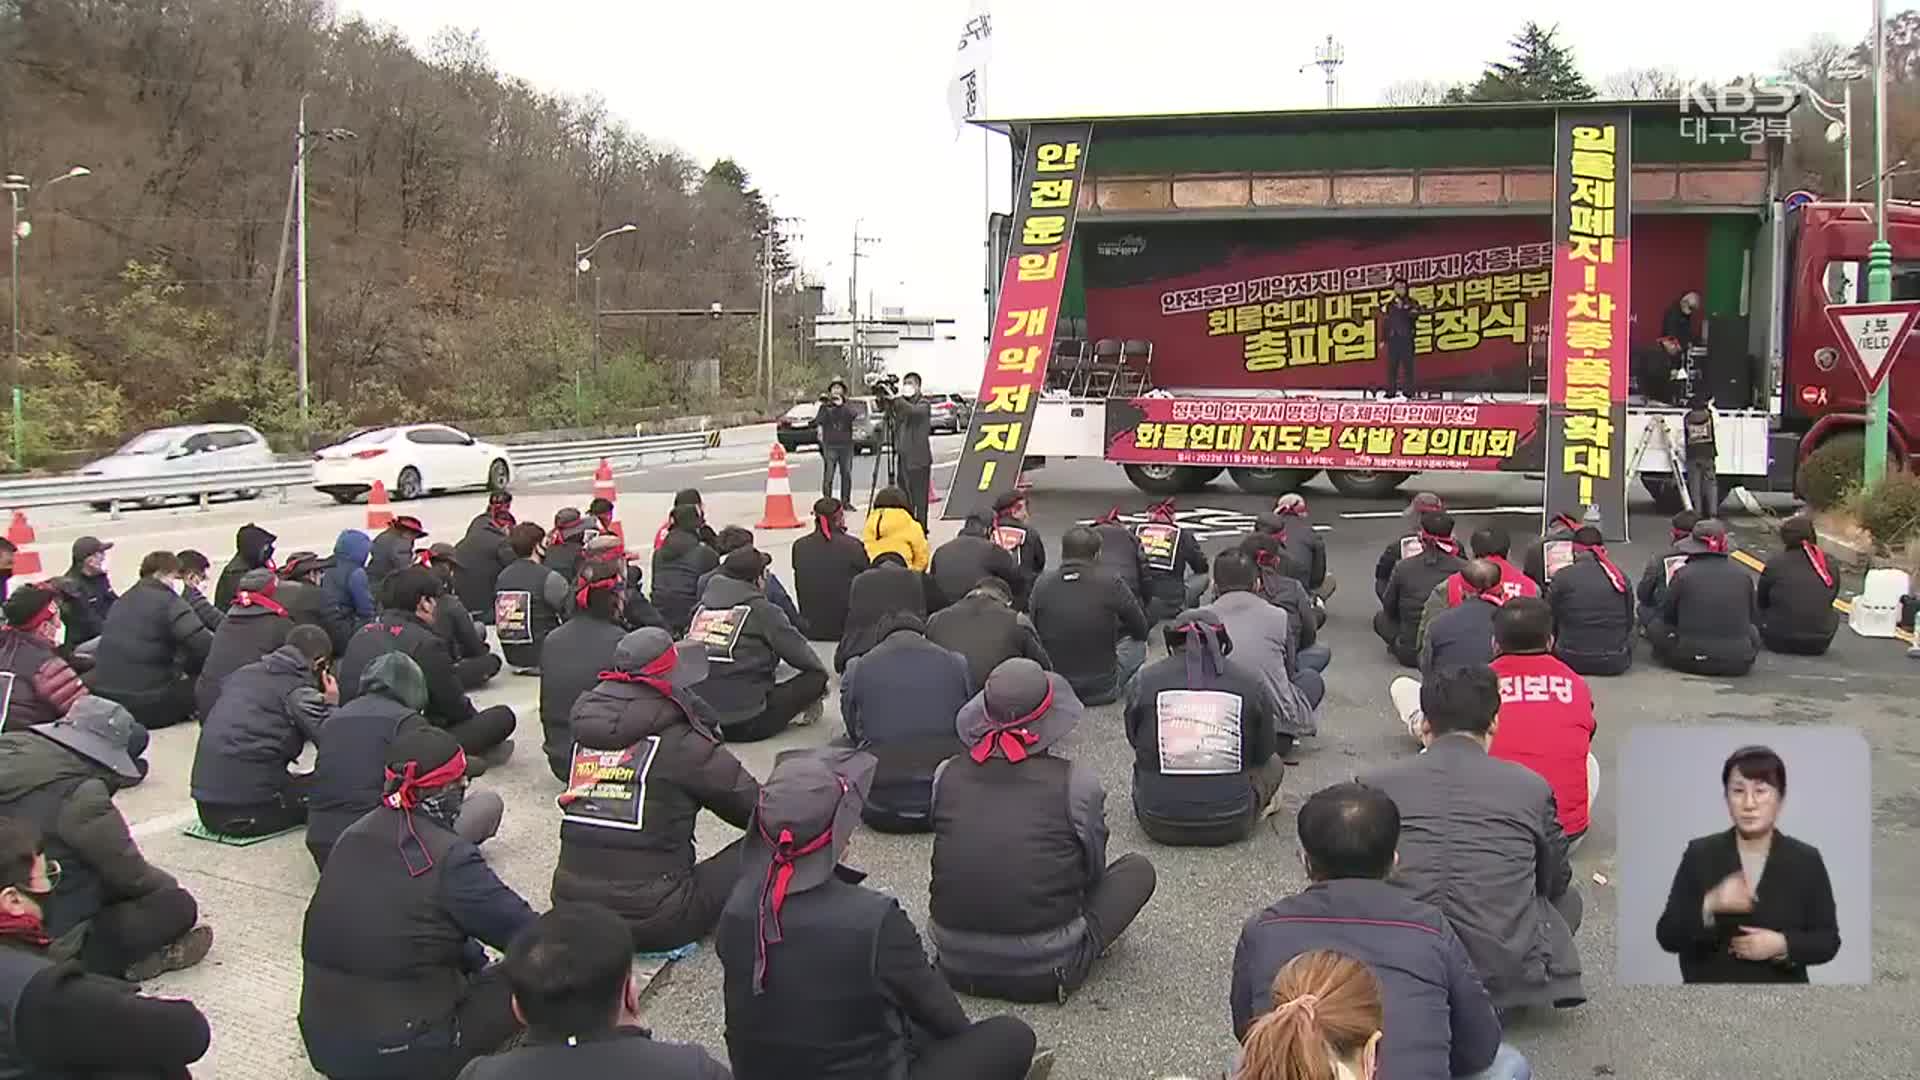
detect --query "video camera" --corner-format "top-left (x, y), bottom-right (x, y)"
top-left (866, 372), bottom-right (901, 398)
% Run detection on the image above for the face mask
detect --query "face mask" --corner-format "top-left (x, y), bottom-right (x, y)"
top-left (903, 382), bottom-right (920, 397)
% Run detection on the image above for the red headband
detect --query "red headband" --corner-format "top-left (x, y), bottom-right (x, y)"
top-left (752, 778), bottom-right (846, 993)
top-left (234, 588), bottom-right (289, 618)
top-left (575, 573), bottom-right (621, 611)
top-left (1093, 506), bottom-right (1124, 525)
top-left (969, 684), bottom-right (1056, 764)
top-left (382, 749), bottom-right (470, 877)
top-left (1803, 541), bottom-right (1834, 588)
top-left (1420, 531), bottom-right (1460, 556)
top-left (18, 600), bottom-right (57, 633)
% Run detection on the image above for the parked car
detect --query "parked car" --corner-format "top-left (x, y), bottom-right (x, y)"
top-left (82, 424), bottom-right (275, 511)
top-left (776, 397), bottom-right (886, 453)
top-left (312, 424), bottom-right (512, 503)
top-left (931, 393), bottom-right (974, 434)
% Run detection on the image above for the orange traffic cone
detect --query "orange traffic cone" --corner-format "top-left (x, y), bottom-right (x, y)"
top-left (591, 459), bottom-right (624, 539)
top-left (756, 443), bottom-right (805, 530)
top-left (928, 473), bottom-right (943, 506)
top-left (366, 480), bottom-right (393, 530)
top-left (5, 510), bottom-right (42, 579)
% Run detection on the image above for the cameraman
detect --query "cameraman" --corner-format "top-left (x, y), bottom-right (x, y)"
top-left (876, 371), bottom-right (934, 527)
top-left (817, 379), bottom-right (857, 505)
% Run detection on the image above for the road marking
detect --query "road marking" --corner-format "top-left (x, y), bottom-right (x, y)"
top-left (1339, 505), bottom-right (1539, 520)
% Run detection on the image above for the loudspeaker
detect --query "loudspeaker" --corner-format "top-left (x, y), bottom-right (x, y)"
top-left (1705, 314), bottom-right (1753, 408)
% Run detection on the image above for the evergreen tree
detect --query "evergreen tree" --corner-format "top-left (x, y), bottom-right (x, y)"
top-left (1448, 22), bottom-right (1597, 103)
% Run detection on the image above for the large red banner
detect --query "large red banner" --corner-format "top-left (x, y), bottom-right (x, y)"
top-left (1104, 396), bottom-right (1547, 473)
top-left (1079, 216), bottom-right (1703, 392)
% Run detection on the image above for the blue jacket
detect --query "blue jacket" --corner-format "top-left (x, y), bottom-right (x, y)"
top-left (321, 531), bottom-right (376, 631)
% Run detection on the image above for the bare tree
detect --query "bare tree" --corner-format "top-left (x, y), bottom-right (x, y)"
top-left (1600, 67), bottom-right (1687, 100)
top-left (1378, 78), bottom-right (1455, 106)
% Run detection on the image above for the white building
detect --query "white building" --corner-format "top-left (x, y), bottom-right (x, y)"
top-left (813, 308), bottom-right (978, 394)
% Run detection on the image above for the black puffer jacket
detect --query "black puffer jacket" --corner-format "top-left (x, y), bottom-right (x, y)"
top-left (336, 611), bottom-right (476, 729)
top-left (537, 612), bottom-right (628, 780)
top-left (551, 639), bottom-right (758, 936)
top-left (927, 595), bottom-right (1052, 689)
top-left (191, 644), bottom-right (330, 807)
top-left (790, 525), bottom-right (870, 641)
top-left (1031, 558), bottom-right (1150, 704)
top-left (650, 530), bottom-right (720, 637)
top-left (452, 513), bottom-right (516, 617)
top-left (1659, 552), bottom-right (1760, 674)
top-left (215, 524), bottom-right (277, 609)
top-left (1757, 544), bottom-right (1841, 648)
top-left (195, 600), bottom-right (294, 719)
top-left (836, 563), bottom-right (935, 673)
top-left (929, 530), bottom-right (1022, 612)
top-left (87, 579), bottom-right (214, 703)
top-left (55, 571), bottom-right (117, 652)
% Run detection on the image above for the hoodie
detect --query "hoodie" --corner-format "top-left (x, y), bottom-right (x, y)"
top-left (320, 530), bottom-right (376, 639)
top-left (305, 652), bottom-right (432, 861)
top-left (215, 524), bottom-right (278, 609)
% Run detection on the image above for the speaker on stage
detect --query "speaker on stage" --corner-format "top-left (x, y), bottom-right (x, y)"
top-left (1705, 314), bottom-right (1753, 408)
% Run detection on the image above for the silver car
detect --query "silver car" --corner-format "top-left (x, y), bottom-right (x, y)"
top-left (81, 423), bottom-right (276, 511)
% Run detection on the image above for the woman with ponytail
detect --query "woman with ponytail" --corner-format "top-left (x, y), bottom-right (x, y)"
top-left (1756, 516), bottom-right (1841, 655)
top-left (1235, 951), bottom-right (1384, 1080)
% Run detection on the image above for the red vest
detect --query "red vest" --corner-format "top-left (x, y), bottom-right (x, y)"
top-left (1487, 652), bottom-right (1595, 836)
top-left (1443, 556), bottom-right (1538, 607)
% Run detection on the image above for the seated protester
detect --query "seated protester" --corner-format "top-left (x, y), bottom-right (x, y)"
top-left (718, 749), bottom-right (1047, 1080)
top-left (365, 516), bottom-right (428, 606)
top-left (542, 507), bottom-right (593, 584)
top-left (1231, 784), bottom-right (1523, 1080)
top-left (336, 568), bottom-right (517, 767)
top-left (840, 612), bottom-right (972, 832)
top-left (87, 551), bottom-right (215, 731)
top-left (1273, 493), bottom-right (1334, 599)
top-left (214, 522), bottom-right (277, 609)
top-left (927, 577), bottom-right (1052, 690)
top-left (320, 529), bottom-right (377, 642)
top-left (1487, 598), bottom-right (1599, 846)
top-left (929, 511), bottom-right (1023, 613)
top-left (0, 817), bottom-right (212, 1079)
top-left (1030, 526), bottom-right (1150, 706)
top-left (990, 492), bottom-right (1046, 603)
top-left (422, 543), bottom-right (503, 690)
top-left (463, 903), bottom-right (732, 1079)
top-left (1364, 667), bottom-right (1587, 1013)
top-left (1374, 511), bottom-right (1464, 668)
top-left (1235, 951), bottom-right (1390, 1080)
top-left (190, 626), bottom-right (336, 838)
top-left (651, 504), bottom-right (720, 638)
top-left (175, 549), bottom-right (224, 632)
top-left (453, 491), bottom-right (519, 622)
top-left (0, 586), bottom-right (90, 733)
top-left (1649, 519), bottom-right (1761, 677)
top-left (652, 488), bottom-right (719, 552)
top-left (195, 568), bottom-right (296, 720)
top-left (54, 536), bottom-right (117, 653)
top-left (1637, 509), bottom-right (1700, 631)
top-left (1232, 532), bottom-right (1324, 660)
top-left (1522, 510), bottom-right (1583, 592)
top-left (694, 547), bottom-right (829, 742)
top-left (538, 562), bottom-right (633, 781)
top-left (307, 653), bottom-right (504, 872)
top-left (1134, 498), bottom-right (1210, 622)
top-left (300, 728), bottom-right (534, 1080)
top-left (556, 630), bottom-right (757, 951)
top-left (1758, 516), bottom-right (1841, 655)
top-left (493, 523), bottom-right (571, 675)
top-left (1374, 492), bottom-right (1445, 601)
top-left (1203, 550), bottom-right (1322, 724)
top-left (699, 526), bottom-right (804, 633)
top-left (0, 699), bottom-right (211, 980)
top-left (930, 659), bottom-right (1157, 1002)
top-left (862, 485), bottom-right (931, 572)
top-left (835, 552), bottom-right (934, 674)
top-left (578, 535), bottom-right (666, 632)
top-left (789, 497), bottom-right (870, 641)
top-left (1418, 526), bottom-right (1538, 648)
top-left (1126, 610), bottom-right (1289, 846)
top-left (1090, 506), bottom-right (1148, 605)
top-left (282, 550), bottom-right (351, 652)
top-left (587, 497), bottom-right (617, 538)
top-left (1420, 559), bottom-right (1506, 678)
top-left (1546, 526), bottom-right (1637, 676)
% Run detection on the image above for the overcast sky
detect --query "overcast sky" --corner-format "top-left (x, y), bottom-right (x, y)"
top-left (343, 1), bottom-right (1874, 359)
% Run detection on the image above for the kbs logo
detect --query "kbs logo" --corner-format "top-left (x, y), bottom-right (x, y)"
top-left (1679, 84), bottom-right (1797, 146)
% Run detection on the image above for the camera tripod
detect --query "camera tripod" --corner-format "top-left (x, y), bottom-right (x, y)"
top-left (866, 411), bottom-right (898, 508)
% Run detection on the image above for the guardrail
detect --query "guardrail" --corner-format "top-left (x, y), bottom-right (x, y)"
top-left (0, 430), bottom-right (722, 518)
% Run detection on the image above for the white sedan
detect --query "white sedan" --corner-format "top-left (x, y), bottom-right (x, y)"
top-left (312, 424), bottom-right (512, 503)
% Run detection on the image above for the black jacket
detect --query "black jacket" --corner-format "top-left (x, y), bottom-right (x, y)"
top-left (1093, 522), bottom-right (1147, 602)
top-left (1277, 523), bottom-right (1328, 591)
top-left (1031, 559), bottom-right (1149, 703)
top-left (1636, 537), bottom-right (1689, 624)
top-left (791, 527), bottom-right (870, 641)
top-left (695, 575), bottom-right (827, 728)
top-left (1757, 545), bottom-right (1841, 647)
top-left (452, 514), bottom-right (516, 617)
top-left (927, 595), bottom-right (1051, 690)
top-left (493, 558), bottom-right (570, 669)
top-left (542, 518), bottom-right (595, 584)
top-left (1521, 517), bottom-right (1581, 592)
top-left (280, 578), bottom-right (352, 658)
top-left (55, 571), bottom-right (117, 652)
top-left (883, 393), bottom-right (933, 469)
top-left (1658, 552), bottom-right (1760, 673)
top-left (1380, 545), bottom-right (1464, 665)
top-left (0, 938), bottom-right (211, 1078)
top-left (1656, 829), bottom-right (1840, 983)
top-left (434, 589), bottom-right (491, 662)
top-left (815, 398), bottom-right (857, 447)
top-left (215, 524), bottom-right (277, 609)
top-left (840, 623), bottom-right (972, 825)
top-left (992, 522), bottom-right (1046, 601)
top-left (336, 611), bottom-right (479, 729)
top-left (181, 585), bottom-right (223, 633)
top-left (651, 530), bottom-right (720, 637)
top-left (536, 613), bottom-right (628, 780)
top-left (195, 602), bottom-right (294, 720)
top-left (191, 645), bottom-right (330, 808)
top-left (1135, 521), bottom-right (1208, 622)
top-left (306, 679), bottom-right (430, 866)
top-left (87, 579), bottom-right (214, 704)
top-left (365, 525), bottom-right (420, 604)
top-left (1421, 596), bottom-right (1498, 677)
top-left (457, 1027), bottom-right (731, 1080)
top-left (929, 531), bottom-right (1022, 611)
top-left (835, 564), bottom-right (933, 673)
top-left (1124, 652), bottom-right (1279, 826)
top-left (1548, 555), bottom-right (1636, 670)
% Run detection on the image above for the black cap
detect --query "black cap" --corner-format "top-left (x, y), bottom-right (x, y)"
top-left (71, 536), bottom-right (111, 561)
top-left (3, 585), bottom-right (58, 628)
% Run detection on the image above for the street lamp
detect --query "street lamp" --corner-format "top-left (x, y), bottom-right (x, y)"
top-left (290, 95), bottom-right (356, 435)
top-left (573, 223), bottom-right (641, 379)
top-left (6, 165), bottom-right (92, 367)
top-left (1772, 68), bottom-right (1867, 197)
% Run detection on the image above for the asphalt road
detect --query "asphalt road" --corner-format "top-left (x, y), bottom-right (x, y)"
top-left (65, 453), bottom-right (1920, 1079)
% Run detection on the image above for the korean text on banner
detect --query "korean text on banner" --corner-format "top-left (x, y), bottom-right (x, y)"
top-left (945, 122), bottom-right (1092, 520)
top-left (1546, 110), bottom-right (1632, 538)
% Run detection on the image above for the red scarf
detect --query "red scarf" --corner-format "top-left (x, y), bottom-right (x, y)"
top-left (969, 684), bottom-right (1055, 763)
top-left (0, 909), bottom-right (49, 948)
top-left (382, 749), bottom-right (469, 877)
top-left (599, 646), bottom-right (681, 698)
top-left (1574, 542), bottom-right (1628, 593)
top-left (752, 780), bottom-right (845, 993)
top-left (1551, 513), bottom-right (1580, 533)
top-left (1803, 542), bottom-right (1834, 588)
top-left (489, 509), bottom-right (515, 531)
top-left (234, 590), bottom-right (289, 618)
top-left (1420, 530), bottom-right (1461, 556)
top-left (1670, 527), bottom-right (1691, 543)
top-left (816, 514), bottom-right (837, 537)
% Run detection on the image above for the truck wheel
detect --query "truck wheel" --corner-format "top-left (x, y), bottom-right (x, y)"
top-left (1181, 466), bottom-right (1224, 492)
top-left (1640, 474), bottom-right (1687, 515)
top-left (1327, 469), bottom-right (1411, 499)
top-left (1124, 464), bottom-right (1194, 496)
top-left (1229, 467), bottom-right (1317, 496)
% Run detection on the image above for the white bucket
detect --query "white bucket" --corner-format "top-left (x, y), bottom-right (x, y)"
top-left (1849, 567), bottom-right (1911, 639)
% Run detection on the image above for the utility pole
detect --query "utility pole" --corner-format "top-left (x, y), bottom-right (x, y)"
top-left (1309, 35), bottom-right (1345, 108)
top-left (295, 94), bottom-right (310, 433)
top-left (848, 222), bottom-right (881, 386)
top-left (263, 159), bottom-right (298, 358)
top-left (1866, 0), bottom-right (1893, 488)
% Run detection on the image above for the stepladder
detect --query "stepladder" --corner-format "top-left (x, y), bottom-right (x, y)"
top-left (1627, 414), bottom-right (1692, 512)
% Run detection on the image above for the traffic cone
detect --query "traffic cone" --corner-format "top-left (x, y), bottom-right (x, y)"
top-left (366, 480), bottom-right (393, 530)
top-left (5, 510), bottom-right (42, 579)
top-left (591, 459), bottom-right (624, 539)
top-left (756, 443), bottom-right (805, 530)
top-left (928, 473), bottom-right (943, 506)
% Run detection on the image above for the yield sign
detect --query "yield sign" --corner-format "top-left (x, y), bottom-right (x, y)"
top-left (1825, 300), bottom-right (1920, 395)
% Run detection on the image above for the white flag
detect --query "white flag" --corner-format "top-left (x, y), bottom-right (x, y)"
top-left (946, 2), bottom-right (993, 137)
